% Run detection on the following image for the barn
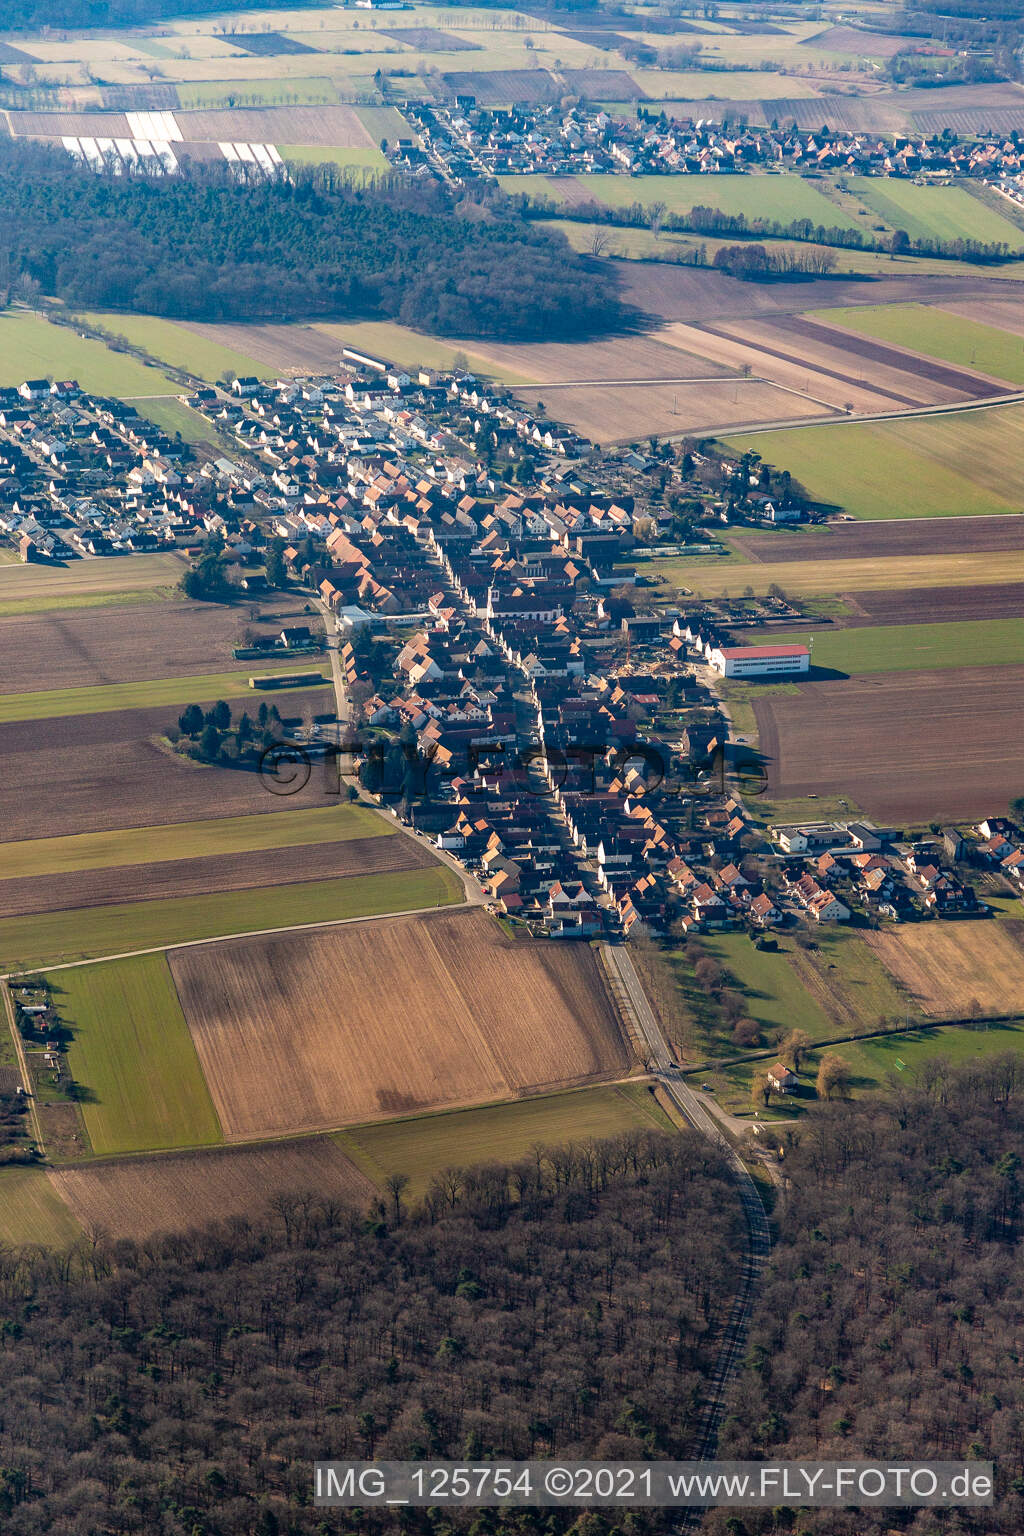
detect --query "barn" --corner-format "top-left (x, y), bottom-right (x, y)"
top-left (709, 643), bottom-right (810, 679)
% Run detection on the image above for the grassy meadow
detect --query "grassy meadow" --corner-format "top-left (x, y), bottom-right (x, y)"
top-left (0, 866), bottom-right (463, 970)
top-left (818, 302), bottom-right (1024, 386)
top-left (336, 1082), bottom-right (672, 1195)
top-left (0, 805), bottom-right (390, 882)
top-left (724, 404), bottom-right (1024, 519)
top-left (56, 953), bottom-right (223, 1156)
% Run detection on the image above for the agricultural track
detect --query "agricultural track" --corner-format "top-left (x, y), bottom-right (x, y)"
top-left (603, 946), bottom-right (772, 1496)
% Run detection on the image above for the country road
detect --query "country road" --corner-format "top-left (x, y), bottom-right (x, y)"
top-left (605, 944), bottom-right (772, 1467)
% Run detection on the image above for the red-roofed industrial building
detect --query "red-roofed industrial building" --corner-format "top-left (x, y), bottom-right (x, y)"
top-left (709, 643), bottom-right (810, 679)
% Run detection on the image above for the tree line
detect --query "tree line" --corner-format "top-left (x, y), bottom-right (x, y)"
top-left (0, 1128), bottom-right (743, 1535)
top-left (515, 190), bottom-right (1023, 266)
top-left (0, 137), bottom-right (623, 340)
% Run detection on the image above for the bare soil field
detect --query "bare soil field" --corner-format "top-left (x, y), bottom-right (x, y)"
top-left (617, 263), bottom-right (1013, 327)
top-left (379, 27), bottom-right (480, 49)
top-left (804, 26), bottom-right (911, 57)
top-left (0, 601), bottom-right (249, 692)
top-left (54, 1135), bottom-right (373, 1241)
top-left (0, 694), bottom-right (334, 841)
top-left (171, 909), bottom-right (630, 1139)
top-left (660, 320), bottom-right (928, 414)
top-left (840, 583), bottom-right (1024, 626)
top-left (730, 516), bottom-right (1024, 564)
top-left (0, 834), bottom-right (432, 918)
top-left (442, 69), bottom-right (564, 104)
top-left (179, 320), bottom-right (348, 375)
top-left (864, 921), bottom-right (1024, 1019)
top-left (466, 330), bottom-right (732, 384)
top-left (224, 32), bottom-right (320, 55)
top-left (527, 378), bottom-right (831, 442)
top-left (791, 315), bottom-right (1013, 398)
top-left (754, 665), bottom-right (1024, 822)
top-left (939, 297), bottom-right (1024, 338)
top-left (561, 68), bottom-right (647, 97)
top-left (177, 105), bottom-right (373, 144)
top-left (7, 110), bottom-right (132, 137)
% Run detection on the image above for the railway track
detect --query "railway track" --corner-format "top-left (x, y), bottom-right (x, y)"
top-left (604, 945), bottom-right (774, 1525)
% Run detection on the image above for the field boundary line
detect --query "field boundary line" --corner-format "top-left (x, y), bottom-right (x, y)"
top-left (724, 385), bottom-right (1024, 437)
top-left (0, 899), bottom-right (473, 980)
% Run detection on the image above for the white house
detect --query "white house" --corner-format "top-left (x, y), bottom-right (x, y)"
top-left (709, 643), bottom-right (810, 679)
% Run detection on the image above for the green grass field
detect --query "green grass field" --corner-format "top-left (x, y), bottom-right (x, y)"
top-left (78, 311), bottom-right (274, 384)
top-left (56, 953), bottom-right (222, 1156)
top-left (176, 75), bottom-right (339, 107)
top-left (280, 144), bottom-right (388, 171)
top-left (336, 1082), bottom-right (673, 1195)
top-left (0, 805), bottom-right (390, 882)
top-left (818, 302), bottom-right (1024, 386)
top-left (848, 177), bottom-right (1024, 249)
top-left (135, 395), bottom-right (217, 445)
top-left (354, 104), bottom-right (410, 142)
top-left (0, 1167), bottom-right (82, 1248)
top-left (0, 666), bottom-right (328, 723)
top-left (509, 172), bottom-right (858, 228)
top-left (0, 588), bottom-right (175, 620)
top-left (725, 404), bottom-right (1024, 519)
top-left (0, 866), bottom-right (462, 971)
top-left (0, 311), bottom-right (177, 397)
top-left (758, 618), bottom-right (1024, 675)
top-left (702, 932), bottom-right (833, 1040)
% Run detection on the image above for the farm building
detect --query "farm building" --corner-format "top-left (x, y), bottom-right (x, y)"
top-left (709, 643), bottom-right (810, 679)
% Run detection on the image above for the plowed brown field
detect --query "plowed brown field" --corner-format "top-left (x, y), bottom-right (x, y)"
top-left (754, 666), bottom-right (1024, 823)
top-left (0, 601), bottom-right (251, 692)
top-left (0, 693), bottom-right (334, 841)
top-left (865, 921), bottom-right (1024, 1018)
top-left (730, 516), bottom-right (1024, 564)
top-left (170, 909), bottom-right (630, 1139)
top-left (54, 1136), bottom-right (373, 1240)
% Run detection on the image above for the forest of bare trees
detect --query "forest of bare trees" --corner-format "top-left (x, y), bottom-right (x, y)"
top-left (0, 1130), bottom-right (742, 1535)
top-left (712, 1055), bottom-right (1024, 1536)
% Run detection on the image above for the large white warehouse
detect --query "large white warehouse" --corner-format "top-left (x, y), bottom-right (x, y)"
top-left (709, 643), bottom-right (810, 679)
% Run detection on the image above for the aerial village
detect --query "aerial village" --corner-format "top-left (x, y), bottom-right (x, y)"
top-left (3, 347), bottom-right (1020, 943)
top-left (397, 103), bottom-right (1024, 200)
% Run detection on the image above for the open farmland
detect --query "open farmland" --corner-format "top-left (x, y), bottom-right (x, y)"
top-left (57, 953), bottom-right (223, 1156)
top-left (754, 665), bottom-right (1024, 823)
top-left (848, 177), bottom-right (1024, 249)
top-left (0, 311), bottom-right (177, 396)
top-left (465, 330), bottom-right (731, 385)
top-left (815, 303), bottom-right (1024, 387)
top-left (0, 601), bottom-right (246, 692)
top-left (651, 549), bottom-right (1024, 598)
top-left (338, 1082), bottom-right (672, 1196)
top-left (529, 378), bottom-right (826, 442)
top-left (728, 516), bottom-right (1024, 563)
top-left (724, 405), bottom-right (1024, 519)
top-left (0, 551), bottom-right (183, 609)
top-left (541, 172), bottom-right (859, 229)
top-left (0, 694), bottom-right (336, 843)
top-left (0, 834), bottom-right (434, 920)
top-left (0, 804), bottom-right (389, 881)
top-left (0, 666), bottom-right (328, 725)
top-left (171, 909), bottom-right (630, 1140)
top-left (53, 1137), bottom-right (374, 1242)
top-left (841, 582), bottom-right (1024, 625)
top-left (864, 922), bottom-right (1024, 1019)
top-left (78, 311), bottom-right (274, 383)
top-left (753, 618), bottom-right (1024, 675)
top-left (0, 1168), bottom-right (82, 1248)
top-left (658, 315), bottom-right (1001, 416)
top-left (0, 866), bottom-right (461, 971)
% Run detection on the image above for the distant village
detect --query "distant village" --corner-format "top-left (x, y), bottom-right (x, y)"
top-left (395, 102), bottom-right (1024, 205)
top-left (2, 346), bottom-right (1019, 943)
